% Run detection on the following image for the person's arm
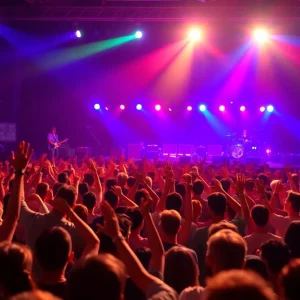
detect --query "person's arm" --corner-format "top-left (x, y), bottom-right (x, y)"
top-left (53, 197), bottom-right (100, 258)
top-left (212, 178), bottom-right (241, 214)
top-left (111, 186), bottom-right (138, 207)
top-left (236, 174), bottom-right (254, 233)
top-left (142, 179), bottom-right (160, 211)
top-left (0, 174), bottom-right (5, 202)
top-left (178, 176), bottom-right (193, 246)
top-left (89, 160), bottom-right (102, 203)
top-left (287, 172), bottom-right (299, 192)
top-left (0, 141), bottom-right (33, 242)
top-left (140, 198), bottom-right (165, 274)
top-left (155, 177), bottom-right (173, 213)
top-left (255, 178), bottom-right (273, 214)
top-left (99, 201), bottom-right (170, 294)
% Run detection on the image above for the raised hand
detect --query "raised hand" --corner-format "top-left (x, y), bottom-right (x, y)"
top-left (111, 185), bottom-right (123, 197)
top-left (11, 141), bottom-right (33, 172)
top-left (97, 201), bottom-right (120, 239)
top-left (235, 174), bottom-right (246, 195)
top-left (255, 178), bottom-right (266, 196)
top-left (164, 162), bottom-right (174, 179)
top-left (275, 180), bottom-right (284, 194)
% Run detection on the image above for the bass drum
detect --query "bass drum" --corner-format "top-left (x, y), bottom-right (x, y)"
top-left (231, 144), bottom-right (244, 159)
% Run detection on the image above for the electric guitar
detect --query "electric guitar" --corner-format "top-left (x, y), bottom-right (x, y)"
top-left (51, 138), bottom-right (69, 149)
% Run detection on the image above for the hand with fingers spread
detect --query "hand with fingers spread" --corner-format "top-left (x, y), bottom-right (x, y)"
top-left (11, 141), bottom-right (33, 172)
top-left (236, 174), bottom-right (246, 195)
top-left (111, 185), bottom-right (123, 197)
top-left (97, 201), bottom-right (121, 239)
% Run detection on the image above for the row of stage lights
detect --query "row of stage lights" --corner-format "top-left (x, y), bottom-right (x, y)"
top-left (94, 103), bottom-right (275, 113)
top-left (75, 28), bottom-right (270, 43)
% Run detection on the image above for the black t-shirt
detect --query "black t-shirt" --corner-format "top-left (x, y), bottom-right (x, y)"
top-left (39, 281), bottom-right (68, 300)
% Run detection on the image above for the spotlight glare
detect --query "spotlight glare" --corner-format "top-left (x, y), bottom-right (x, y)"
top-left (120, 104), bottom-right (125, 110)
top-left (188, 28), bottom-right (202, 42)
top-left (105, 107), bottom-right (109, 111)
top-left (240, 105), bottom-right (246, 112)
top-left (94, 104), bottom-right (100, 110)
top-left (219, 105), bottom-right (225, 112)
top-left (136, 104), bottom-right (142, 110)
top-left (253, 28), bottom-right (269, 43)
top-left (155, 104), bottom-right (161, 111)
top-left (267, 105), bottom-right (274, 113)
top-left (266, 148), bottom-right (272, 154)
top-left (199, 104), bottom-right (206, 112)
top-left (135, 31), bottom-right (143, 39)
top-left (260, 106), bottom-right (266, 112)
top-left (75, 30), bottom-right (82, 38)
top-left (187, 105), bottom-right (192, 111)
top-left (168, 108), bottom-right (172, 112)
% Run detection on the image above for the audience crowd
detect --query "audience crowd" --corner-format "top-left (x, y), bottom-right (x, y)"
top-left (0, 141), bottom-right (300, 299)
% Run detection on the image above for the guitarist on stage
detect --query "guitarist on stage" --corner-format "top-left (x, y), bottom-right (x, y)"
top-left (48, 127), bottom-right (68, 159)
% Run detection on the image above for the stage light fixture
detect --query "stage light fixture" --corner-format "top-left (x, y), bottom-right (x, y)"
top-left (135, 31), bottom-right (143, 39)
top-left (75, 30), bottom-right (82, 38)
top-left (187, 106), bottom-right (193, 111)
top-left (199, 104), bottom-right (206, 112)
top-left (155, 104), bottom-right (161, 111)
top-left (120, 104), bottom-right (125, 110)
top-left (240, 106), bottom-right (246, 112)
top-left (260, 106), bottom-right (266, 112)
top-left (136, 104), bottom-right (142, 110)
top-left (219, 105), bottom-right (225, 112)
top-left (253, 28), bottom-right (269, 43)
top-left (266, 148), bottom-right (272, 154)
top-left (94, 104), bottom-right (100, 110)
top-left (267, 105), bottom-right (274, 112)
top-left (188, 28), bottom-right (202, 42)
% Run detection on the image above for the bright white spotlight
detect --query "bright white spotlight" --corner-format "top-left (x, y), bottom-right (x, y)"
top-left (260, 106), bottom-right (266, 112)
top-left (253, 28), bottom-right (269, 43)
top-left (267, 105), bottom-right (274, 112)
top-left (94, 104), bottom-right (100, 110)
top-left (219, 105), bottom-right (225, 112)
top-left (75, 30), bottom-right (82, 38)
top-left (188, 28), bottom-right (202, 42)
top-left (136, 104), bottom-right (142, 110)
top-left (168, 108), bottom-right (172, 112)
top-left (135, 31), bottom-right (143, 39)
top-left (187, 106), bottom-right (192, 111)
top-left (155, 104), bottom-right (161, 111)
top-left (240, 106), bottom-right (246, 112)
top-left (199, 104), bottom-right (206, 112)
top-left (120, 104), bottom-right (125, 110)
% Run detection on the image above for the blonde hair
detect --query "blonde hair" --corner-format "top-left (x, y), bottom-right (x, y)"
top-left (160, 210), bottom-right (181, 236)
top-left (207, 229), bottom-right (247, 272)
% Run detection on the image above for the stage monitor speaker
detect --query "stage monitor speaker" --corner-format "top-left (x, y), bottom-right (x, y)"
top-left (207, 145), bottom-right (223, 157)
top-left (162, 144), bottom-right (177, 157)
top-left (128, 144), bottom-right (143, 160)
top-left (178, 144), bottom-right (194, 156)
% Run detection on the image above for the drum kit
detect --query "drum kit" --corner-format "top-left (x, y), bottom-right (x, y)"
top-left (224, 133), bottom-right (256, 159)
